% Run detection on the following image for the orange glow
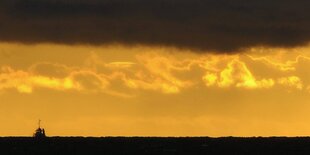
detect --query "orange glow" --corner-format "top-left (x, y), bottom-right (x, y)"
top-left (1, 43), bottom-right (310, 137)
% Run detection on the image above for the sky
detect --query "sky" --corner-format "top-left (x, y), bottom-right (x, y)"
top-left (0, 0), bottom-right (310, 137)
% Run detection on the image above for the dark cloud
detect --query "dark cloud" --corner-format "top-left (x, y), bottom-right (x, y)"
top-left (0, 0), bottom-right (310, 52)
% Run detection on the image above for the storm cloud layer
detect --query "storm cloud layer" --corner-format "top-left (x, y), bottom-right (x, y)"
top-left (1, 0), bottom-right (310, 51)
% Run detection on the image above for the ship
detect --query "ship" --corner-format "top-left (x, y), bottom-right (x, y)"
top-left (33, 120), bottom-right (46, 138)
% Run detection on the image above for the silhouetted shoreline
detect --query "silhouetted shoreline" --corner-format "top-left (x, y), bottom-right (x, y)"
top-left (1, 137), bottom-right (310, 154)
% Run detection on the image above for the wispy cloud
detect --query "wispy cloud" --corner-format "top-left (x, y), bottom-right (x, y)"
top-left (0, 47), bottom-right (310, 95)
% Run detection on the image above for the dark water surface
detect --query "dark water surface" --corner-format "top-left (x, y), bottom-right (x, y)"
top-left (1, 137), bottom-right (310, 155)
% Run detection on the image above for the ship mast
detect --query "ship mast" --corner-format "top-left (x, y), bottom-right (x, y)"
top-left (38, 119), bottom-right (41, 128)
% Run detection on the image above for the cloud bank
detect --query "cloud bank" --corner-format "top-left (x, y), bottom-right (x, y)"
top-left (1, 48), bottom-right (310, 96)
top-left (1, 0), bottom-right (310, 51)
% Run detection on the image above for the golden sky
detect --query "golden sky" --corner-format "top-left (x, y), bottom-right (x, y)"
top-left (1, 42), bottom-right (310, 137)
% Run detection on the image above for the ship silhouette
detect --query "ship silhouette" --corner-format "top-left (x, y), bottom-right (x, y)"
top-left (33, 120), bottom-right (46, 138)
